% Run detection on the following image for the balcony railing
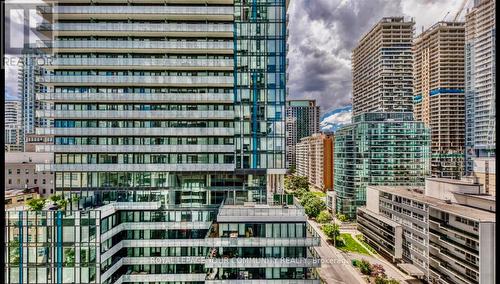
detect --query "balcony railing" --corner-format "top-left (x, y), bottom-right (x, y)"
top-left (36, 92), bottom-right (234, 103)
top-left (37, 144), bottom-right (234, 153)
top-left (48, 57), bottom-right (233, 69)
top-left (40, 5), bottom-right (233, 15)
top-left (35, 127), bottom-right (235, 137)
top-left (36, 109), bottom-right (235, 119)
top-left (36, 163), bottom-right (235, 172)
top-left (33, 40), bottom-right (233, 51)
top-left (39, 23), bottom-right (233, 33)
top-left (37, 75), bottom-right (233, 86)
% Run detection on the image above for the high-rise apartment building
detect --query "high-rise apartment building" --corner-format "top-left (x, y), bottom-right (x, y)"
top-left (285, 100), bottom-right (320, 168)
top-left (413, 21), bottom-right (466, 179)
top-left (5, 1), bottom-right (321, 283)
top-left (352, 17), bottom-right (415, 116)
top-left (5, 100), bottom-right (23, 151)
top-left (333, 112), bottom-right (430, 219)
top-left (295, 133), bottom-right (333, 192)
top-left (465, 0), bottom-right (496, 173)
top-left (19, 48), bottom-right (49, 147)
top-left (358, 178), bottom-right (496, 284)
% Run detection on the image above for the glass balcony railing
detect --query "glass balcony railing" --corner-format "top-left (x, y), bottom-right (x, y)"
top-left (36, 92), bottom-right (234, 103)
top-left (36, 109), bottom-right (235, 119)
top-left (37, 144), bottom-right (235, 153)
top-left (50, 58), bottom-right (233, 68)
top-left (42, 5), bottom-right (233, 15)
top-left (39, 23), bottom-right (234, 33)
top-left (35, 127), bottom-right (235, 137)
top-left (37, 75), bottom-right (233, 85)
top-left (33, 40), bottom-right (233, 50)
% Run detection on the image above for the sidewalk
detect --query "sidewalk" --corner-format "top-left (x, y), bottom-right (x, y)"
top-left (308, 219), bottom-right (366, 284)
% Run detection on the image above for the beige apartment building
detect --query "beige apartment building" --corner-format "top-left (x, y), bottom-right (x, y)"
top-left (5, 152), bottom-right (54, 196)
top-left (358, 178), bottom-right (495, 284)
top-left (472, 157), bottom-right (496, 196)
top-left (352, 17), bottom-right (414, 115)
top-left (413, 21), bottom-right (466, 179)
top-left (295, 133), bottom-right (333, 192)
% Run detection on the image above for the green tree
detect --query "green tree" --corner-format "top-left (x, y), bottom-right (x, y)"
top-left (322, 223), bottom-right (340, 244)
top-left (300, 192), bottom-right (316, 206)
top-left (56, 199), bottom-right (68, 211)
top-left (316, 210), bottom-right (333, 223)
top-left (26, 198), bottom-right (46, 211)
top-left (336, 213), bottom-right (348, 222)
top-left (304, 198), bottom-right (325, 218)
top-left (284, 175), bottom-right (309, 192)
top-left (294, 188), bottom-right (307, 199)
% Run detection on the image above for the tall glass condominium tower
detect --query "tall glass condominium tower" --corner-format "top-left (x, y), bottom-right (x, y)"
top-left (5, 0), bottom-right (321, 283)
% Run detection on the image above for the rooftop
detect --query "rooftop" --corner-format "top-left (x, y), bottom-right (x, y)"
top-left (369, 185), bottom-right (496, 222)
top-left (426, 177), bottom-right (480, 186)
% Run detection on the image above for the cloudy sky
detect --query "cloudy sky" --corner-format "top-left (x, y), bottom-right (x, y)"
top-left (287, 0), bottom-right (469, 115)
top-left (5, 0), bottom-right (470, 115)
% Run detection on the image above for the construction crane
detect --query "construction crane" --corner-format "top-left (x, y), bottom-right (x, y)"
top-left (453, 0), bottom-right (470, 22)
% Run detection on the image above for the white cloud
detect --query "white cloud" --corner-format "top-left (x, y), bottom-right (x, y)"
top-left (320, 110), bottom-right (352, 127)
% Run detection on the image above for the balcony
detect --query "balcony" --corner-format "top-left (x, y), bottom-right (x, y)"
top-left (46, 58), bottom-right (234, 70)
top-left (101, 221), bottom-right (212, 241)
top-left (37, 75), bottom-right (233, 87)
top-left (32, 40), bottom-right (233, 54)
top-left (38, 23), bottom-right (233, 37)
top-left (217, 204), bottom-right (307, 222)
top-left (36, 92), bottom-right (233, 103)
top-left (37, 144), bottom-right (235, 154)
top-left (36, 163), bottom-right (235, 172)
top-left (35, 127), bottom-right (235, 137)
top-left (39, 5), bottom-right (233, 21)
top-left (99, 201), bottom-right (161, 218)
top-left (36, 109), bottom-right (235, 120)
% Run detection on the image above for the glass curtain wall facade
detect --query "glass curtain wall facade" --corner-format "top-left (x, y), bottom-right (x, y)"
top-left (333, 112), bottom-right (431, 219)
top-left (4, 1), bottom-right (321, 283)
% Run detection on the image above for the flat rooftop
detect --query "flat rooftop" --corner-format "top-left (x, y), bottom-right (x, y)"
top-left (426, 177), bottom-right (481, 186)
top-left (369, 186), bottom-right (496, 222)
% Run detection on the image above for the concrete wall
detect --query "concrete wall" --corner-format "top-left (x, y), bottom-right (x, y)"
top-left (425, 178), bottom-right (483, 201)
top-left (479, 222), bottom-right (496, 284)
top-left (365, 186), bottom-right (380, 213)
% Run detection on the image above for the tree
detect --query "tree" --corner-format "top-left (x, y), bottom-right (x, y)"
top-left (375, 276), bottom-right (399, 284)
top-left (316, 210), bottom-right (333, 223)
top-left (358, 259), bottom-right (372, 275)
top-left (294, 188), bottom-right (307, 199)
top-left (26, 198), bottom-right (46, 211)
top-left (304, 198), bottom-right (325, 218)
top-left (336, 213), bottom-right (348, 222)
top-left (322, 223), bottom-right (340, 243)
top-left (300, 192), bottom-right (316, 206)
top-left (284, 175), bottom-right (309, 192)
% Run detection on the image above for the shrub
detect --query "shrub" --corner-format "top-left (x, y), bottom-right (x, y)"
top-left (358, 259), bottom-right (372, 275)
top-left (371, 263), bottom-right (386, 278)
top-left (316, 210), bottom-right (333, 223)
top-left (336, 213), bottom-right (348, 222)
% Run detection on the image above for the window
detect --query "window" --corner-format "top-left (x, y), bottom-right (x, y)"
top-left (42, 179), bottom-right (46, 185)
top-left (17, 169), bottom-right (21, 174)
top-left (8, 169), bottom-right (12, 174)
top-left (8, 179), bottom-right (12, 184)
top-left (34, 179), bottom-right (37, 184)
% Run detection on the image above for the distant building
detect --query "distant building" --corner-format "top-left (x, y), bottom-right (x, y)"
top-left (352, 17), bottom-right (415, 116)
top-left (334, 112), bottom-right (430, 219)
top-left (413, 21), bottom-right (466, 180)
top-left (5, 152), bottom-right (54, 196)
top-left (24, 133), bottom-right (54, 152)
top-left (18, 48), bottom-right (49, 146)
top-left (465, 0), bottom-right (496, 172)
top-left (5, 100), bottom-right (23, 151)
top-left (295, 133), bottom-right (333, 192)
top-left (358, 178), bottom-right (496, 284)
top-left (472, 157), bottom-right (496, 196)
top-left (286, 100), bottom-right (320, 168)
top-left (5, 188), bottom-right (40, 209)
